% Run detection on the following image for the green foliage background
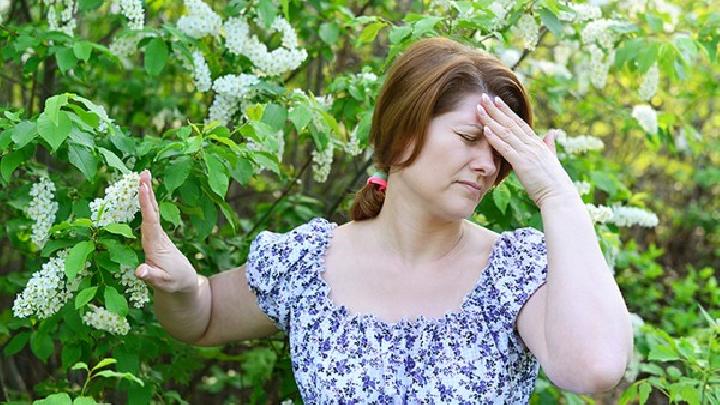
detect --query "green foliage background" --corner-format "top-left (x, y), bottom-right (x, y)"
top-left (0, 0), bottom-right (718, 403)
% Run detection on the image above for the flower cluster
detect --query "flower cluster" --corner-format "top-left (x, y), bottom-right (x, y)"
top-left (581, 19), bottom-right (622, 50)
top-left (632, 104), bottom-right (658, 135)
top-left (13, 250), bottom-right (70, 319)
top-left (12, 249), bottom-right (90, 319)
top-left (514, 14), bottom-right (539, 51)
top-left (585, 203), bottom-right (614, 223)
top-left (152, 108), bottom-right (183, 131)
top-left (638, 63), bottom-right (659, 101)
top-left (109, 33), bottom-right (143, 68)
top-left (574, 181), bottom-right (592, 196)
top-left (558, 134), bottom-right (604, 155)
top-left (89, 171), bottom-right (141, 227)
top-left (498, 48), bottom-right (521, 68)
top-left (25, 176), bottom-right (58, 249)
top-left (110, 0), bottom-right (144, 30)
top-left (82, 304), bottom-right (130, 335)
top-left (554, 40), bottom-right (579, 67)
top-left (177, 0), bottom-right (222, 39)
top-left (612, 206), bottom-right (659, 227)
top-left (527, 60), bottom-right (572, 80)
top-left (192, 51), bottom-right (212, 92)
top-left (312, 142), bottom-right (334, 183)
top-left (489, 0), bottom-right (514, 27)
top-left (587, 45), bottom-right (613, 89)
top-left (222, 16), bottom-right (308, 77)
top-left (206, 74), bottom-right (260, 125)
top-left (117, 265), bottom-right (150, 308)
top-left (559, 2), bottom-right (602, 22)
top-left (343, 125), bottom-right (363, 157)
top-left (45, 0), bottom-right (77, 37)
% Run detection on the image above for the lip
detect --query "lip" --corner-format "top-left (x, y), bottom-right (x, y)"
top-left (456, 180), bottom-right (483, 191)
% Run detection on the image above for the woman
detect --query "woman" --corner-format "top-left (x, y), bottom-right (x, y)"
top-left (135, 37), bottom-right (633, 403)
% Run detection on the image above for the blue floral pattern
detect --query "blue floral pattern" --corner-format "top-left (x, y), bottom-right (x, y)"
top-left (246, 217), bottom-right (549, 403)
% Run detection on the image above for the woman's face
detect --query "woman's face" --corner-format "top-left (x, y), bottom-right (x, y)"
top-left (392, 92), bottom-right (502, 220)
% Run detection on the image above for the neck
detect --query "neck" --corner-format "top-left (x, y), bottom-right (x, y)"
top-left (369, 181), bottom-right (467, 269)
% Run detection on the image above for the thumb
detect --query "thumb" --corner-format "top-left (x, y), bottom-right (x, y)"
top-left (135, 263), bottom-right (169, 287)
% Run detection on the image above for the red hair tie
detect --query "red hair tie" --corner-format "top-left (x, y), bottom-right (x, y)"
top-left (366, 171), bottom-right (387, 191)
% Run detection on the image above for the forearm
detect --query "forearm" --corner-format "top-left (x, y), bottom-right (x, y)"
top-left (152, 274), bottom-right (212, 345)
top-left (540, 192), bottom-right (633, 387)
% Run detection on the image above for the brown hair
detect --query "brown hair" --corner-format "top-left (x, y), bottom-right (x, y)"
top-left (349, 36), bottom-right (533, 221)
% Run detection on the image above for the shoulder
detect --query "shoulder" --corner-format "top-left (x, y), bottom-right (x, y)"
top-left (248, 217), bottom-right (336, 263)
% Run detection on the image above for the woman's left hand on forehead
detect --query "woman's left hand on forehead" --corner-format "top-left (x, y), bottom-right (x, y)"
top-left (476, 92), bottom-right (576, 208)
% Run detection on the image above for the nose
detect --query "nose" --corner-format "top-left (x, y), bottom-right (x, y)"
top-left (469, 144), bottom-right (498, 178)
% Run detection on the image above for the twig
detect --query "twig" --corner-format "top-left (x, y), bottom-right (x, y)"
top-left (325, 156), bottom-right (374, 218)
top-left (247, 157), bottom-right (312, 236)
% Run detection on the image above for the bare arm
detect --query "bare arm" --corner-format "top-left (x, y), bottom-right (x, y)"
top-left (136, 170), bottom-right (278, 346)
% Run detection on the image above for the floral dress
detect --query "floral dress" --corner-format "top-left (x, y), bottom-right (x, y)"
top-left (245, 217), bottom-right (549, 404)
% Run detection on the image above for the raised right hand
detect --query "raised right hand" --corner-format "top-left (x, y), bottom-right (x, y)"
top-left (135, 170), bottom-right (199, 294)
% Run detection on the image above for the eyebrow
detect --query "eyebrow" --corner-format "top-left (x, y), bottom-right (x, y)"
top-left (455, 123), bottom-right (484, 133)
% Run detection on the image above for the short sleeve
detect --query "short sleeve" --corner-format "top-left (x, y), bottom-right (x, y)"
top-left (245, 222), bottom-right (315, 333)
top-left (494, 227), bottom-right (549, 334)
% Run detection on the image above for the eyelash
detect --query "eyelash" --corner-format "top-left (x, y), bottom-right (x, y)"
top-left (455, 131), bottom-right (480, 143)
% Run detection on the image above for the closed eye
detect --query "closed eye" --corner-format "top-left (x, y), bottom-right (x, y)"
top-left (454, 130), bottom-right (480, 143)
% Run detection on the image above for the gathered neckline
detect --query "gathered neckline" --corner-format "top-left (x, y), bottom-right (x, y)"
top-left (310, 217), bottom-right (509, 330)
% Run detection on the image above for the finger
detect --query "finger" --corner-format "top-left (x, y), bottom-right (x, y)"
top-left (135, 263), bottom-right (170, 288)
top-left (484, 126), bottom-right (519, 164)
top-left (139, 180), bottom-right (159, 227)
top-left (492, 95), bottom-right (536, 141)
top-left (481, 93), bottom-right (525, 140)
top-left (476, 103), bottom-right (525, 152)
top-left (141, 170), bottom-right (160, 215)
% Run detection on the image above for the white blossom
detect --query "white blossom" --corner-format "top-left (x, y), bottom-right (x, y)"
top-left (588, 45), bottom-right (613, 89)
top-left (498, 48), bottom-right (521, 68)
top-left (632, 104), bottom-right (658, 135)
top-left (343, 125), bottom-right (362, 156)
top-left (206, 74), bottom-right (260, 125)
top-left (312, 142), bottom-right (334, 183)
top-left (44, 0), bottom-right (77, 37)
top-left (489, 0), bottom-right (514, 26)
top-left (514, 14), bottom-right (539, 51)
top-left (222, 16), bottom-right (308, 77)
top-left (554, 40), bottom-right (579, 66)
top-left (638, 63), bottom-right (659, 101)
top-left (528, 59), bottom-right (572, 79)
top-left (0, 0), bottom-right (11, 21)
top-left (585, 203), bottom-right (614, 223)
top-left (653, 0), bottom-right (679, 32)
top-left (25, 176), bottom-right (58, 249)
top-left (109, 33), bottom-right (142, 68)
top-left (559, 3), bottom-right (602, 22)
top-left (558, 134), bottom-right (604, 154)
top-left (89, 171), bottom-right (141, 227)
top-left (192, 51), bottom-right (212, 92)
top-left (612, 205), bottom-right (659, 227)
top-left (574, 181), bottom-right (592, 196)
top-left (110, 0), bottom-right (144, 30)
top-left (152, 108), bottom-right (183, 131)
top-left (82, 304), bottom-right (130, 335)
top-left (12, 249), bottom-right (90, 319)
top-left (117, 265), bottom-right (150, 308)
top-left (176, 0), bottom-right (222, 39)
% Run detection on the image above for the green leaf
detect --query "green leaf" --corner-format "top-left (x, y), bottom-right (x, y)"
top-left (71, 362), bottom-right (89, 371)
top-left (159, 201), bottom-right (182, 227)
top-left (75, 286), bottom-right (98, 309)
top-left (3, 331), bottom-right (30, 356)
top-left (68, 143), bottom-right (98, 181)
top-left (91, 357), bottom-right (117, 372)
top-left (37, 111), bottom-right (72, 152)
top-left (34, 393), bottom-right (72, 405)
top-left (388, 25), bottom-right (412, 44)
top-left (44, 94), bottom-right (69, 125)
top-left (412, 16), bottom-right (442, 38)
top-left (104, 286), bottom-right (128, 317)
top-left (164, 157), bottom-right (192, 193)
top-left (100, 238), bottom-right (138, 268)
top-left (30, 330), bottom-right (54, 362)
top-left (358, 21), bottom-right (388, 44)
top-left (98, 147), bottom-right (129, 173)
top-left (73, 397), bottom-right (98, 405)
top-left (102, 223), bottom-right (135, 239)
top-left (78, 0), bottom-right (103, 11)
top-left (648, 342), bottom-right (680, 361)
top-left (61, 344), bottom-right (82, 370)
top-left (73, 41), bottom-right (93, 61)
top-left (55, 48), bottom-right (77, 73)
top-left (319, 22), bottom-right (340, 45)
top-left (538, 8), bottom-right (562, 37)
top-left (0, 128), bottom-right (12, 149)
top-left (95, 370), bottom-right (144, 386)
top-left (637, 41), bottom-right (659, 74)
top-left (1, 148), bottom-right (26, 182)
top-left (144, 38), bottom-right (168, 76)
top-left (12, 121), bottom-right (38, 148)
top-left (203, 152), bottom-right (229, 198)
top-left (64, 241), bottom-right (95, 281)
top-left (257, 0), bottom-right (277, 29)
top-left (230, 157), bottom-right (253, 185)
top-left (492, 183), bottom-right (512, 215)
top-left (673, 35), bottom-right (698, 64)
top-left (261, 103), bottom-right (287, 131)
top-left (289, 104), bottom-right (312, 133)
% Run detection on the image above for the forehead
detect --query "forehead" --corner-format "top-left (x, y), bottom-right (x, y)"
top-left (435, 92), bottom-right (489, 127)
